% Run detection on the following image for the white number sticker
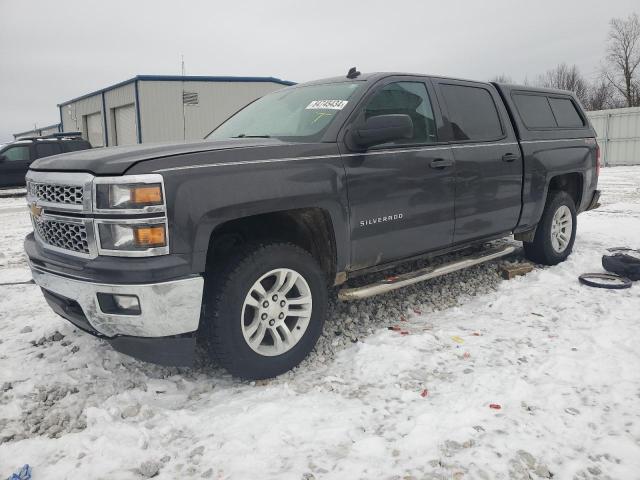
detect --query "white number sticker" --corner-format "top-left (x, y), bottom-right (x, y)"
top-left (305, 100), bottom-right (348, 110)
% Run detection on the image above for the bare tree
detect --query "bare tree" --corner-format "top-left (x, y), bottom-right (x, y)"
top-left (604, 13), bottom-right (640, 107)
top-left (490, 74), bottom-right (513, 83)
top-left (585, 79), bottom-right (621, 111)
top-left (537, 63), bottom-right (589, 105)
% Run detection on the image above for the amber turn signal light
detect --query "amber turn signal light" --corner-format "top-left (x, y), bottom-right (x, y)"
top-left (131, 185), bottom-right (163, 205)
top-left (133, 225), bottom-right (166, 247)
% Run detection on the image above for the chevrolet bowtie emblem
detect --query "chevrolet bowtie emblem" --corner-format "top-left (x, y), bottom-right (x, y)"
top-left (29, 203), bottom-right (43, 218)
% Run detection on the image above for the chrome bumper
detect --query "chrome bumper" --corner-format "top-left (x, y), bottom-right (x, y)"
top-left (30, 265), bottom-right (204, 338)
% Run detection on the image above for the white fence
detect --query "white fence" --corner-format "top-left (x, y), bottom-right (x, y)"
top-left (587, 106), bottom-right (640, 166)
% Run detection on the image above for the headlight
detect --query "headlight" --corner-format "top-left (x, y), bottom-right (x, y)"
top-left (94, 175), bottom-right (165, 212)
top-left (97, 221), bottom-right (168, 254)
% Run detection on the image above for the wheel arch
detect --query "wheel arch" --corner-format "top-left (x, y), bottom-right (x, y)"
top-left (547, 172), bottom-right (584, 209)
top-left (202, 207), bottom-right (340, 284)
top-left (516, 171), bottom-right (584, 242)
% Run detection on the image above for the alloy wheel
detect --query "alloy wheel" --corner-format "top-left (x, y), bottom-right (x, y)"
top-left (240, 268), bottom-right (313, 356)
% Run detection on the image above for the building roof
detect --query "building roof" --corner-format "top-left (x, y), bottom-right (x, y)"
top-left (13, 123), bottom-right (61, 138)
top-left (58, 75), bottom-right (296, 107)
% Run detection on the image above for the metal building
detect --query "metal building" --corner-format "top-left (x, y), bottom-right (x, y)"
top-left (58, 75), bottom-right (294, 147)
top-left (14, 123), bottom-right (62, 140)
top-left (587, 106), bottom-right (640, 166)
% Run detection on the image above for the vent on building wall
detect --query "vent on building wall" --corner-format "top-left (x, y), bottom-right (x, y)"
top-left (182, 92), bottom-right (199, 106)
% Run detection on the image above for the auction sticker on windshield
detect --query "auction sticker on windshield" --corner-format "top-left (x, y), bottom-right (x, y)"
top-left (306, 100), bottom-right (348, 110)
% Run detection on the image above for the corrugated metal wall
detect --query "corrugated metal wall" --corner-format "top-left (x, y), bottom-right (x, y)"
top-left (104, 83), bottom-right (137, 146)
top-left (60, 94), bottom-right (103, 146)
top-left (61, 79), bottom-right (287, 146)
top-left (61, 83), bottom-right (137, 147)
top-left (587, 107), bottom-right (640, 166)
top-left (138, 80), bottom-right (285, 143)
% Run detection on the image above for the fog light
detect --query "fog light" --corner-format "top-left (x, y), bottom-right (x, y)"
top-left (97, 293), bottom-right (141, 315)
top-left (114, 294), bottom-right (140, 311)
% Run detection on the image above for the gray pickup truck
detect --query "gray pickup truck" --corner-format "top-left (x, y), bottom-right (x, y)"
top-left (24, 70), bottom-right (600, 379)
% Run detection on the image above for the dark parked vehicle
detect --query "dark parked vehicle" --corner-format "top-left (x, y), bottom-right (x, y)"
top-left (24, 70), bottom-right (600, 379)
top-left (0, 133), bottom-right (91, 187)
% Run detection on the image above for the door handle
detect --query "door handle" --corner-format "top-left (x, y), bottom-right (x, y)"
top-left (502, 153), bottom-right (519, 163)
top-left (430, 158), bottom-right (454, 169)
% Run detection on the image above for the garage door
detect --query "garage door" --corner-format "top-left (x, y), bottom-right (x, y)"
top-left (86, 112), bottom-right (104, 147)
top-left (114, 104), bottom-right (138, 146)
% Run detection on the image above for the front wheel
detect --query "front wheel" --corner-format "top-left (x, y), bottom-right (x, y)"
top-left (524, 190), bottom-right (577, 265)
top-left (201, 242), bottom-right (328, 379)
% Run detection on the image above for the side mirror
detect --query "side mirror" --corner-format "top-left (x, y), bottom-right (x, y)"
top-left (351, 114), bottom-right (413, 148)
top-left (0, 154), bottom-right (6, 163)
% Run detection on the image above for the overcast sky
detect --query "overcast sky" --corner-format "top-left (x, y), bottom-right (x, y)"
top-left (0, 0), bottom-right (637, 142)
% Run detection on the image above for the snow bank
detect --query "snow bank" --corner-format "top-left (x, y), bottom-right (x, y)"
top-left (0, 167), bottom-right (639, 479)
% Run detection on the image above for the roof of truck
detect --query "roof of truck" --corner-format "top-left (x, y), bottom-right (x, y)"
top-left (296, 73), bottom-right (578, 99)
top-left (492, 82), bottom-right (576, 98)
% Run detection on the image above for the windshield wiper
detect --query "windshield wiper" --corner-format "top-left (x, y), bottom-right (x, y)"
top-left (231, 134), bottom-right (271, 138)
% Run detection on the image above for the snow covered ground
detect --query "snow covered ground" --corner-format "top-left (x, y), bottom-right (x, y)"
top-left (1, 167), bottom-right (639, 479)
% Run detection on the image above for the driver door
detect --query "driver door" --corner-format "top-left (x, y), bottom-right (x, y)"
top-left (342, 78), bottom-right (456, 270)
top-left (0, 145), bottom-right (32, 187)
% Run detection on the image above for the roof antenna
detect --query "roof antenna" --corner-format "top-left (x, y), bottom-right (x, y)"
top-left (347, 67), bottom-right (361, 79)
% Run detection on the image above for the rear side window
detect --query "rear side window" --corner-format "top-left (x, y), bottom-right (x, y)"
top-left (548, 97), bottom-right (584, 127)
top-left (512, 93), bottom-right (585, 129)
top-left (35, 142), bottom-right (62, 159)
top-left (440, 84), bottom-right (503, 141)
top-left (62, 140), bottom-right (91, 152)
top-left (512, 94), bottom-right (556, 128)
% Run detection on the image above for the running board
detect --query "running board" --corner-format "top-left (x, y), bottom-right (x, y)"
top-left (338, 245), bottom-right (516, 301)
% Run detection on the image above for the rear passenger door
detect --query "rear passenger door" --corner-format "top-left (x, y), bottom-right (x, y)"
top-left (434, 80), bottom-right (523, 243)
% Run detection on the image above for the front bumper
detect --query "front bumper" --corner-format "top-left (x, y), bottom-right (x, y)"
top-left (30, 264), bottom-right (204, 365)
top-left (31, 264), bottom-right (204, 338)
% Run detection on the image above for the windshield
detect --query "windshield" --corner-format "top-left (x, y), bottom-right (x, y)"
top-left (207, 82), bottom-right (362, 142)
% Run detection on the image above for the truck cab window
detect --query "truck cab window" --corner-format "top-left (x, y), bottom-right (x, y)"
top-left (363, 82), bottom-right (437, 145)
top-left (548, 97), bottom-right (584, 128)
top-left (35, 142), bottom-right (63, 159)
top-left (2, 146), bottom-right (30, 161)
top-left (441, 84), bottom-right (503, 141)
top-left (208, 82), bottom-right (362, 142)
top-left (512, 93), bottom-right (557, 129)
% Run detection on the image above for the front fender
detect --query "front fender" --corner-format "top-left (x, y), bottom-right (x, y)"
top-left (152, 156), bottom-right (350, 274)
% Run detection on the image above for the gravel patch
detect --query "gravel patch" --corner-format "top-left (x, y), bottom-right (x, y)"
top-left (295, 241), bottom-right (524, 375)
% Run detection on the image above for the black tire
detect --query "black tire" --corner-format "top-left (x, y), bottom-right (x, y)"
top-left (524, 190), bottom-right (577, 265)
top-left (602, 253), bottom-right (640, 281)
top-left (201, 242), bottom-right (328, 380)
top-left (578, 273), bottom-right (632, 289)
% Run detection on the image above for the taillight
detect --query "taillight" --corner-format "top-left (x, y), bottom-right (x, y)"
top-left (595, 144), bottom-right (601, 177)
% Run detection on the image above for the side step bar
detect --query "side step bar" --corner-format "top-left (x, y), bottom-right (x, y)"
top-left (338, 245), bottom-right (516, 301)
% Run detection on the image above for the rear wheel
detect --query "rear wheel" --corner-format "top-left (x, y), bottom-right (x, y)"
top-left (524, 190), bottom-right (577, 265)
top-left (202, 242), bottom-right (327, 379)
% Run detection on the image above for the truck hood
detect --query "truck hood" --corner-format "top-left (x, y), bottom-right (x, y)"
top-left (29, 138), bottom-right (285, 175)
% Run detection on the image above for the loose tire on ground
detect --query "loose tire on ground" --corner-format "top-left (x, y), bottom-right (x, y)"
top-left (201, 242), bottom-right (328, 380)
top-left (524, 190), bottom-right (577, 265)
top-left (578, 273), bottom-right (632, 289)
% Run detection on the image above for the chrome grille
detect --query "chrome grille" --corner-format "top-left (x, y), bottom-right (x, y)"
top-left (30, 182), bottom-right (84, 206)
top-left (33, 217), bottom-right (90, 255)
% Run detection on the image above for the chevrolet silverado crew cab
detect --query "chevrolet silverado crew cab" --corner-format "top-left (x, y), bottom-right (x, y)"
top-left (24, 70), bottom-right (600, 379)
